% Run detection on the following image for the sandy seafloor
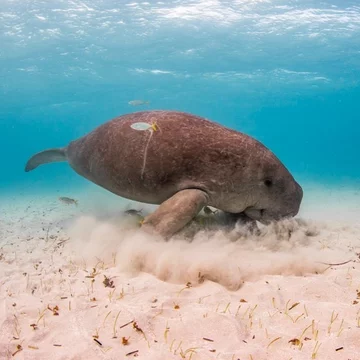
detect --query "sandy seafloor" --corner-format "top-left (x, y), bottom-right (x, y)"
top-left (0, 182), bottom-right (359, 360)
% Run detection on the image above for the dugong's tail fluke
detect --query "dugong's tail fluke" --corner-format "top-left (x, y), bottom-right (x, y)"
top-left (25, 148), bottom-right (67, 172)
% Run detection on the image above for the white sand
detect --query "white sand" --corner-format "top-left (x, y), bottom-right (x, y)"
top-left (0, 183), bottom-right (359, 359)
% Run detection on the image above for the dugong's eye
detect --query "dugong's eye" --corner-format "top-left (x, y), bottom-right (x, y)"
top-left (264, 179), bottom-right (273, 187)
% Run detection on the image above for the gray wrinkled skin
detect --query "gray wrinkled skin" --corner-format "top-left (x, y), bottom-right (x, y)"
top-left (67, 111), bottom-right (302, 218)
top-left (26, 110), bottom-right (303, 238)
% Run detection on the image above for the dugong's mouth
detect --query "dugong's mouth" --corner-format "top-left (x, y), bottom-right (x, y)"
top-left (244, 207), bottom-right (295, 224)
top-left (244, 208), bottom-right (265, 222)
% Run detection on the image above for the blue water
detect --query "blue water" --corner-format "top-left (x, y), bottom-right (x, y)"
top-left (1, 0), bottom-right (359, 194)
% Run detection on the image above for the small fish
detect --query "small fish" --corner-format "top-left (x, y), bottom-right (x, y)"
top-left (58, 197), bottom-right (78, 206)
top-left (203, 206), bottom-right (217, 215)
top-left (130, 121), bottom-right (159, 132)
top-left (124, 209), bottom-right (143, 216)
top-left (128, 100), bottom-right (150, 106)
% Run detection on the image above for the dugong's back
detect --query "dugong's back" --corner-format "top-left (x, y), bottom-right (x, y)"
top-left (66, 110), bottom-right (273, 204)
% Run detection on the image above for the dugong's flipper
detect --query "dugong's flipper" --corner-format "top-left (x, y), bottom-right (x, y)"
top-left (141, 189), bottom-right (209, 239)
top-left (25, 148), bottom-right (67, 172)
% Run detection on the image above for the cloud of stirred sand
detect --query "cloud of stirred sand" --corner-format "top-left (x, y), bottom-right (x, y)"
top-left (64, 196), bottom-right (360, 290)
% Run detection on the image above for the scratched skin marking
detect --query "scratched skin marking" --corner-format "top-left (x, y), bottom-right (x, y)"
top-left (130, 120), bottom-right (159, 179)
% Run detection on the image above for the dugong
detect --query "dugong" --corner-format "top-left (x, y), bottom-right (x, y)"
top-left (25, 110), bottom-right (303, 238)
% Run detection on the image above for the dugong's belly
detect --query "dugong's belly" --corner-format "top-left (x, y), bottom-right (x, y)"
top-left (68, 139), bottom-right (222, 205)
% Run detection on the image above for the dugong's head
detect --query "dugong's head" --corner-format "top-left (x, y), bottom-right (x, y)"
top-left (243, 151), bottom-right (303, 224)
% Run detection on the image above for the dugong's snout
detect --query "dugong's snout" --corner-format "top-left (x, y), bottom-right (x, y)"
top-left (290, 180), bottom-right (303, 216)
top-left (269, 179), bottom-right (303, 221)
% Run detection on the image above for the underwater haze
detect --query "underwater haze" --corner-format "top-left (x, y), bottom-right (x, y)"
top-left (3, 3), bottom-right (360, 358)
top-left (0, 0), bottom-right (359, 193)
